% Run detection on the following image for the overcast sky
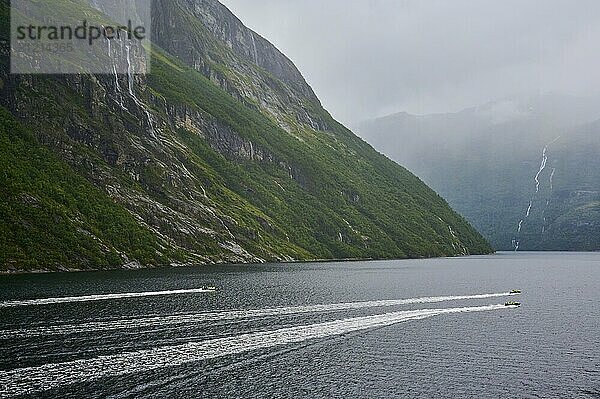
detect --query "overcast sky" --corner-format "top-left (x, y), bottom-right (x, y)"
top-left (220, 0), bottom-right (600, 126)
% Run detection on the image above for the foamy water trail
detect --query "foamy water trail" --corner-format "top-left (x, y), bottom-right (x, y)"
top-left (0, 304), bottom-right (512, 397)
top-left (0, 288), bottom-right (216, 308)
top-left (0, 292), bottom-right (516, 338)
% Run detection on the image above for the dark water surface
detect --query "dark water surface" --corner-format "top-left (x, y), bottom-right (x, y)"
top-left (0, 252), bottom-right (598, 398)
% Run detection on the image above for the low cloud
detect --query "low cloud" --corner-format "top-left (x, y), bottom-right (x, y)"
top-left (220, 0), bottom-right (600, 126)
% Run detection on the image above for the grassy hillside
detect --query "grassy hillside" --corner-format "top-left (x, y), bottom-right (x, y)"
top-left (0, 108), bottom-right (173, 272)
top-left (149, 52), bottom-right (492, 258)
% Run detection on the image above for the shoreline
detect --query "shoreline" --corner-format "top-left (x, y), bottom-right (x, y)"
top-left (5, 250), bottom-right (600, 276)
top-left (0, 250), bottom-right (499, 276)
top-left (5, 250), bottom-right (598, 276)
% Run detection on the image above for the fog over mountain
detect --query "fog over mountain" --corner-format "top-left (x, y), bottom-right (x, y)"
top-left (221, 0), bottom-right (600, 126)
top-left (221, 1), bottom-right (600, 251)
top-left (357, 93), bottom-right (600, 251)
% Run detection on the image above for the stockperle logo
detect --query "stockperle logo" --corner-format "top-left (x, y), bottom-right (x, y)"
top-left (11, 0), bottom-right (151, 75)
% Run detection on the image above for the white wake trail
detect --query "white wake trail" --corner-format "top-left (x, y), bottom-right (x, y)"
top-left (0, 288), bottom-right (216, 308)
top-left (0, 304), bottom-right (513, 397)
top-left (0, 292), bottom-right (516, 338)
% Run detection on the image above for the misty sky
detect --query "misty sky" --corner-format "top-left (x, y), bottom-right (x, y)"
top-left (220, 0), bottom-right (600, 126)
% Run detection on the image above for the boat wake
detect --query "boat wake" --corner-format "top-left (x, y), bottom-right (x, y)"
top-left (0, 304), bottom-right (511, 397)
top-left (0, 288), bottom-right (216, 308)
top-left (0, 292), bottom-right (514, 339)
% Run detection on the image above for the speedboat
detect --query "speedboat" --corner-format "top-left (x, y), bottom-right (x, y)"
top-left (509, 289), bottom-right (521, 294)
top-left (505, 301), bottom-right (521, 307)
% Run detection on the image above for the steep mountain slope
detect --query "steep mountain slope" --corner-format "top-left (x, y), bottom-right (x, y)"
top-left (0, 108), bottom-right (173, 271)
top-left (357, 95), bottom-right (600, 251)
top-left (0, 0), bottom-right (491, 272)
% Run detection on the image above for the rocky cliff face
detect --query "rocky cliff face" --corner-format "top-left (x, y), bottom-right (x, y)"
top-left (151, 0), bottom-right (329, 133)
top-left (162, 0), bottom-right (318, 98)
top-left (0, 0), bottom-right (492, 272)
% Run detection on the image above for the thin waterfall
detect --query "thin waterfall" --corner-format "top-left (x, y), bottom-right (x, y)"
top-left (513, 137), bottom-right (560, 250)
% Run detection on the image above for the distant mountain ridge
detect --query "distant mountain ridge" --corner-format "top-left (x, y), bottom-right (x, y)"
top-left (357, 94), bottom-right (600, 251)
top-left (0, 0), bottom-right (492, 272)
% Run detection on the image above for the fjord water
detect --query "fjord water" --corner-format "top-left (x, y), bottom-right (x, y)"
top-left (0, 252), bottom-right (598, 398)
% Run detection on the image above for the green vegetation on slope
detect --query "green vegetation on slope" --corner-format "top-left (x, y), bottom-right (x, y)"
top-left (149, 51), bottom-right (492, 258)
top-left (0, 108), bottom-right (172, 271)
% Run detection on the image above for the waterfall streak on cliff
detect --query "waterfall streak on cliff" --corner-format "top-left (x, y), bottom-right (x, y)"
top-left (513, 137), bottom-right (561, 250)
top-left (125, 43), bottom-right (157, 139)
top-left (105, 36), bottom-right (127, 110)
top-left (534, 147), bottom-right (549, 194)
top-left (250, 33), bottom-right (259, 65)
